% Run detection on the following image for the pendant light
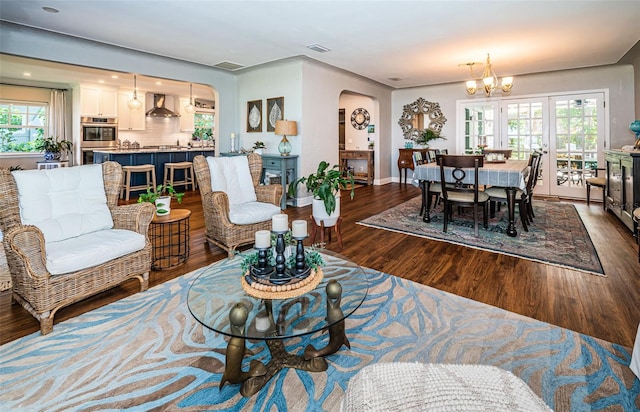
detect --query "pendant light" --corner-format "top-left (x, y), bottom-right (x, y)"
top-left (128, 75), bottom-right (143, 110)
top-left (184, 83), bottom-right (196, 113)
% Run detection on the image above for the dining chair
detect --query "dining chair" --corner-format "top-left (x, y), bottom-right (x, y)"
top-left (438, 155), bottom-right (489, 237)
top-left (413, 152), bottom-right (441, 217)
top-left (585, 167), bottom-right (606, 210)
top-left (485, 152), bottom-right (540, 231)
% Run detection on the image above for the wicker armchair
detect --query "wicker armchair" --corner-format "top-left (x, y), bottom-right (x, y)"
top-left (193, 154), bottom-right (283, 257)
top-left (0, 162), bottom-right (155, 335)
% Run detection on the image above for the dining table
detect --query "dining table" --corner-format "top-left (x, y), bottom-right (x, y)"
top-left (412, 159), bottom-right (530, 237)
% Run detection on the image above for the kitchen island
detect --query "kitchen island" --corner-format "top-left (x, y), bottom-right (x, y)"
top-left (94, 147), bottom-right (215, 196)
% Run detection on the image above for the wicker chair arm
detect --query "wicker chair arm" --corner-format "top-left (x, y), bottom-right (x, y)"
top-left (255, 184), bottom-right (283, 207)
top-left (4, 225), bottom-right (50, 281)
top-left (111, 202), bottom-right (155, 234)
top-left (203, 191), bottom-right (235, 228)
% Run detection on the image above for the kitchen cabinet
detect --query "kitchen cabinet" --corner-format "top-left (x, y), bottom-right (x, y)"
top-left (605, 150), bottom-right (640, 232)
top-left (80, 85), bottom-right (117, 117)
top-left (340, 150), bottom-right (374, 185)
top-left (117, 93), bottom-right (146, 130)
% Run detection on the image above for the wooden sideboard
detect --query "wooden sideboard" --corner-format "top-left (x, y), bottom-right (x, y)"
top-left (605, 150), bottom-right (640, 232)
top-left (339, 150), bottom-right (374, 185)
top-left (397, 148), bottom-right (428, 185)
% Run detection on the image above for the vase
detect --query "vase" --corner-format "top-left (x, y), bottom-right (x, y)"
top-left (43, 152), bottom-right (61, 161)
top-left (155, 196), bottom-right (172, 216)
top-left (312, 195), bottom-right (340, 228)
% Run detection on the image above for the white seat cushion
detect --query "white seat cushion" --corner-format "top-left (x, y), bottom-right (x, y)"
top-left (12, 165), bottom-right (113, 243)
top-left (342, 363), bottom-right (551, 412)
top-left (484, 186), bottom-right (525, 199)
top-left (206, 156), bottom-right (257, 206)
top-left (229, 201), bottom-right (281, 225)
top-left (45, 229), bottom-right (146, 275)
top-left (446, 191), bottom-right (490, 203)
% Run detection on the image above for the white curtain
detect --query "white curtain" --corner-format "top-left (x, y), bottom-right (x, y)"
top-left (48, 89), bottom-right (68, 142)
top-left (48, 89), bottom-right (71, 163)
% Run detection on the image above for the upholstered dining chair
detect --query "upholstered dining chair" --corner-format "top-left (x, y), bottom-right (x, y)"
top-left (585, 167), bottom-right (606, 210)
top-left (0, 162), bottom-right (155, 335)
top-left (485, 152), bottom-right (541, 232)
top-left (438, 155), bottom-right (489, 237)
top-left (192, 154), bottom-right (283, 257)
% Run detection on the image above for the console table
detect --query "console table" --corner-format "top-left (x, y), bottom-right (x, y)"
top-left (339, 150), bottom-right (374, 185)
top-left (605, 150), bottom-right (640, 232)
top-left (397, 148), bottom-right (427, 185)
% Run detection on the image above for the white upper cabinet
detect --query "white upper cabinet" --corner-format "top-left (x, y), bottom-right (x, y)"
top-left (117, 92), bottom-right (146, 130)
top-left (179, 97), bottom-right (195, 132)
top-left (79, 85), bottom-right (117, 117)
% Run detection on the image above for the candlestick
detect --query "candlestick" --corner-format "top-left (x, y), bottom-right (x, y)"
top-left (255, 230), bottom-right (271, 249)
top-left (272, 214), bottom-right (288, 232)
top-left (292, 220), bottom-right (307, 238)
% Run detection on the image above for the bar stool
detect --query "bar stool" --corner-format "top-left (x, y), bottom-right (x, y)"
top-left (121, 164), bottom-right (157, 201)
top-left (163, 161), bottom-right (196, 191)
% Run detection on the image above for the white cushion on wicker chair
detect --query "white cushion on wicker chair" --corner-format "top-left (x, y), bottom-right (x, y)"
top-left (45, 229), bottom-right (146, 275)
top-left (12, 165), bottom-right (113, 243)
top-left (229, 201), bottom-right (281, 225)
top-left (206, 156), bottom-right (257, 206)
top-left (342, 363), bottom-right (551, 412)
top-left (632, 323), bottom-right (640, 379)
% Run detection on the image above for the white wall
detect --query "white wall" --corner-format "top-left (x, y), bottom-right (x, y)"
top-left (391, 64), bottom-right (635, 181)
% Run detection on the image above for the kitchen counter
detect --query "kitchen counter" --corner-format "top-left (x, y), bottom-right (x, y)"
top-left (94, 148), bottom-right (215, 196)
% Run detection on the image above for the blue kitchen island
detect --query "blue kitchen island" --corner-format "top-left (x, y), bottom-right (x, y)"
top-left (94, 147), bottom-right (215, 197)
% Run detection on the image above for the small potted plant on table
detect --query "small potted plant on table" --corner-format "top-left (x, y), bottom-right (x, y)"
top-left (137, 184), bottom-right (185, 215)
top-left (253, 141), bottom-right (266, 155)
top-left (34, 136), bottom-right (73, 161)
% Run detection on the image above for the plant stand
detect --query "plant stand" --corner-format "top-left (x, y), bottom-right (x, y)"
top-left (309, 215), bottom-right (343, 250)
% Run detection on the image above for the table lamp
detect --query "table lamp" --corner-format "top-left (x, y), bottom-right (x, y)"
top-left (275, 120), bottom-right (297, 156)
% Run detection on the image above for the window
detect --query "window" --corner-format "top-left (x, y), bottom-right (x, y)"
top-left (0, 101), bottom-right (48, 152)
top-left (194, 112), bottom-right (214, 142)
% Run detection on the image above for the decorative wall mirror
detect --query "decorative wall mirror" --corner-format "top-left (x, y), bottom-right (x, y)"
top-left (397, 97), bottom-right (447, 141)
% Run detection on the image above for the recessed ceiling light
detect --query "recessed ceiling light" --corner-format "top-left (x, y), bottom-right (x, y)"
top-left (111, 75), bottom-right (119, 79)
top-left (42, 6), bottom-right (59, 13)
top-left (306, 44), bottom-right (331, 53)
top-left (98, 80), bottom-right (105, 84)
top-left (155, 81), bottom-right (162, 86)
top-left (23, 72), bottom-right (31, 77)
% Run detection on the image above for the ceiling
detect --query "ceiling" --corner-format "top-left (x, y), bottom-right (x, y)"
top-left (0, 0), bottom-right (639, 91)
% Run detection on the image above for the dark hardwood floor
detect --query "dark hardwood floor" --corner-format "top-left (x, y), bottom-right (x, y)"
top-left (1, 183), bottom-right (638, 347)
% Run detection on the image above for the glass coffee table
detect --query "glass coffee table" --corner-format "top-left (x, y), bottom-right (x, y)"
top-left (187, 249), bottom-right (368, 397)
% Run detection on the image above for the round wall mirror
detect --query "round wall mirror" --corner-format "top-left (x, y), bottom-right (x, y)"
top-left (397, 97), bottom-right (447, 141)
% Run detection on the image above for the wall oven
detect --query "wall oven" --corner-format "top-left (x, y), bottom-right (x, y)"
top-left (81, 116), bottom-right (118, 164)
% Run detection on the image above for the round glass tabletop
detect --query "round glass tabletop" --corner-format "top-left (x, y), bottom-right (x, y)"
top-left (187, 249), bottom-right (368, 340)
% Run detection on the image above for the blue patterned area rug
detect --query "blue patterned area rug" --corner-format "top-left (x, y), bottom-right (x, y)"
top-left (1, 258), bottom-right (637, 411)
top-left (358, 197), bottom-right (605, 276)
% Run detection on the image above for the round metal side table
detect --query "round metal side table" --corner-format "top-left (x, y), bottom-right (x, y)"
top-left (149, 209), bottom-right (191, 270)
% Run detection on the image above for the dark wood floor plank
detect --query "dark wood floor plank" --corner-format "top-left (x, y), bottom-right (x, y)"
top-left (1, 183), bottom-right (638, 347)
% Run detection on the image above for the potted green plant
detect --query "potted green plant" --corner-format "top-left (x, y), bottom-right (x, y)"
top-left (34, 136), bottom-right (73, 161)
top-left (253, 141), bottom-right (266, 155)
top-left (137, 184), bottom-right (185, 215)
top-left (288, 161), bottom-right (355, 227)
top-left (415, 129), bottom-right (445, 148)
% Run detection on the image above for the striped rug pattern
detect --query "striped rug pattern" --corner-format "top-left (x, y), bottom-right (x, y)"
top-left (0, 257), bottom-right (638, 411)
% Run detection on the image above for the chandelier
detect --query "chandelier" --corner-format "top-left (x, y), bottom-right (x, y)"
top-left (461, 54), bottom-right (513, 97)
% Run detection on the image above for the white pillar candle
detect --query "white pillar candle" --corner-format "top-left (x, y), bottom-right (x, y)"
top-left (230, 132), bottom-right (236, 138)
top-left (272, 214), bottom-right (288, 232)
top-left (255, 230), bottom-right (271, 248)
top-left (292, 220), bottom-right (307, 238)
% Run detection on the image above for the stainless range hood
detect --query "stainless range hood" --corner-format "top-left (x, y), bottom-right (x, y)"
top-left (146, 94), bottom-right (180, 117)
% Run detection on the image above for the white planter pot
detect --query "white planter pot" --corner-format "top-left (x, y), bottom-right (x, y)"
top-left (155, 196), bottom-right (172, 216)
top-left (254, 148), bottom-right (264, 155)
top-left (312, 195), bottom-right (340, 227)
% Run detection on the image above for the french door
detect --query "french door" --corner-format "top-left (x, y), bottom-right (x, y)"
top-left (458, 91), bottom-right (606, 200)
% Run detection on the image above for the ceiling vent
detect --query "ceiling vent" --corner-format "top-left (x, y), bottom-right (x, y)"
top-left (387, 77), bottom-right (403, 82)
top-left (213, 61), bottom-right (245, 70)
top-left (306, 43), bottom-right (331, 53)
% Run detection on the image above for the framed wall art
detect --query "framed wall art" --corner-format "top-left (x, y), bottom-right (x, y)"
top-left (247, 100), bottom-right (263, 132)
top-left (266, 96), bottom-right (284, 132)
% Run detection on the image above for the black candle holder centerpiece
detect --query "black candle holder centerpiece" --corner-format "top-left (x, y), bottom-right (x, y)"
top-left (244, 230), bottom-right (314, 289)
